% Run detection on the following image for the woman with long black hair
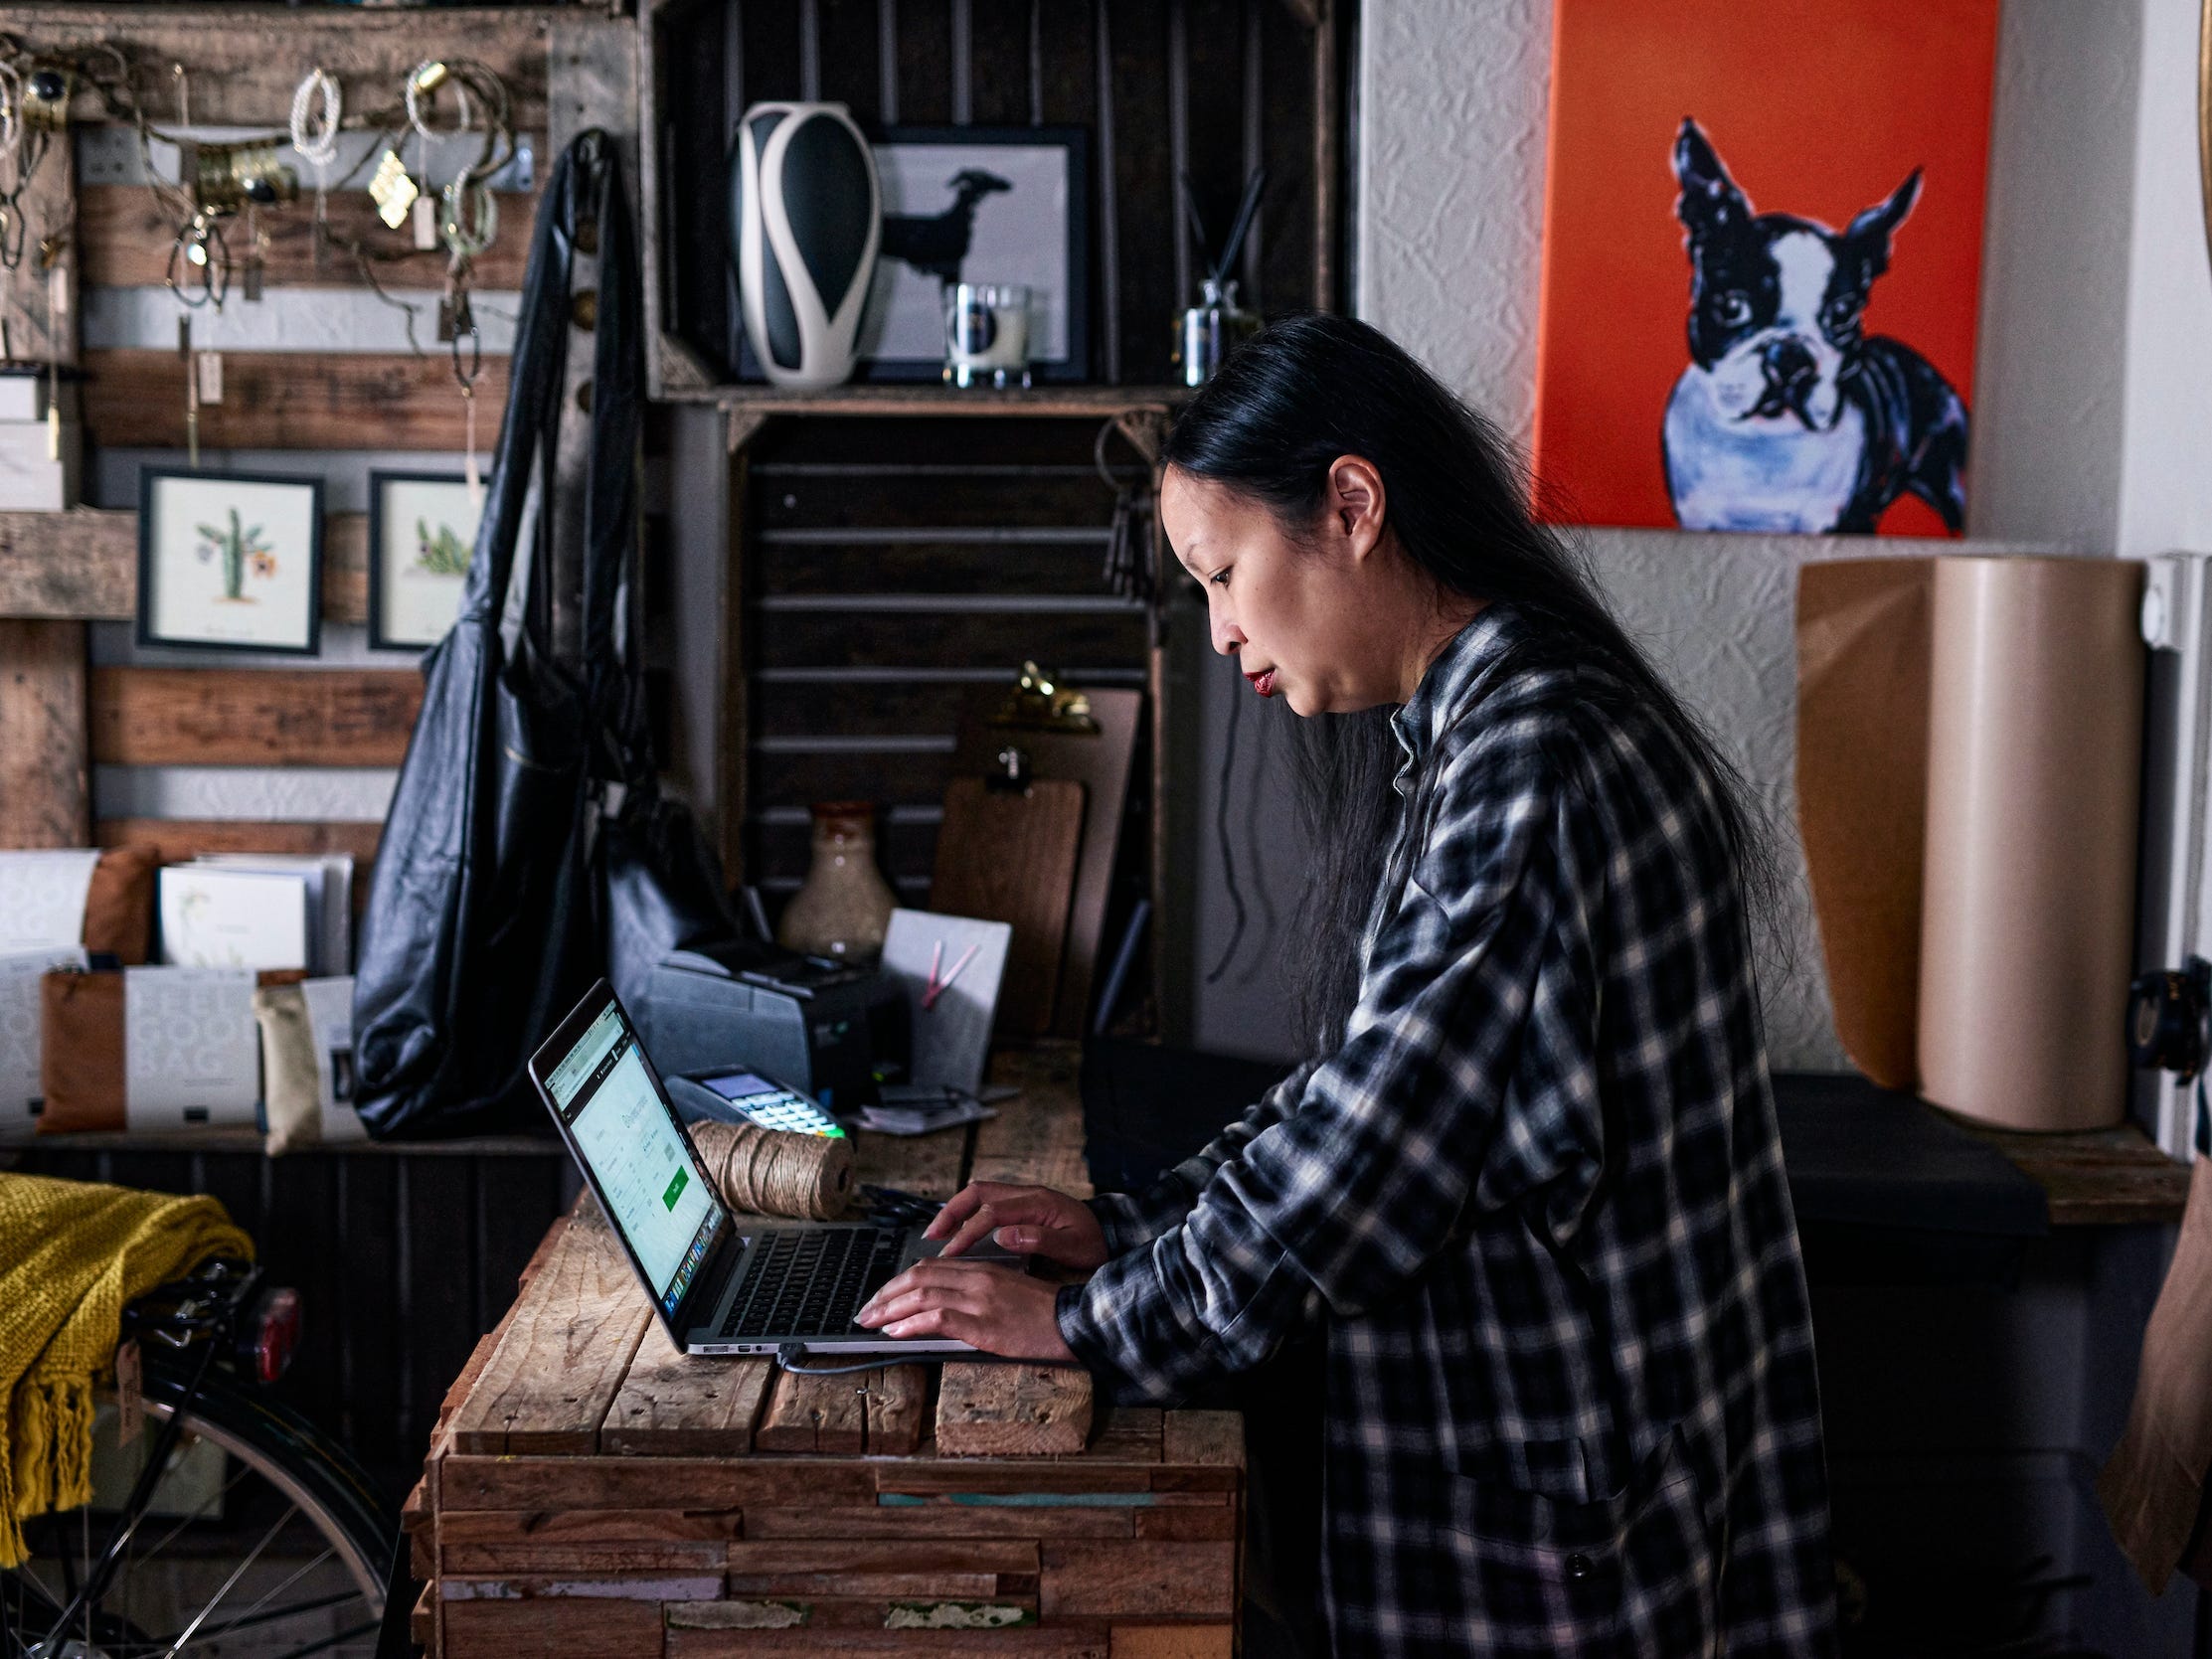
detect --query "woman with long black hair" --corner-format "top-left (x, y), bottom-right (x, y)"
top-left (858, 312), bottom-right (1837, 1657)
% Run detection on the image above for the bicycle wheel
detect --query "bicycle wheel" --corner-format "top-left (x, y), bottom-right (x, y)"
top-left (1, 1361), bottom-right (394, 1659)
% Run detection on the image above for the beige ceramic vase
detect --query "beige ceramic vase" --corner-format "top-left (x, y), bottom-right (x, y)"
top-left (775, 801), bottom-right (896, 963)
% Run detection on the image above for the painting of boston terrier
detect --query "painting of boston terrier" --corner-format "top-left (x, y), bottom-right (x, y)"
top-left (1662, 118), bottom-right (1968, 535)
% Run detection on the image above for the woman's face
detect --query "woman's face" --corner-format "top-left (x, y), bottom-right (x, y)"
top-left (1161, 463), bottom-right (1399, 717)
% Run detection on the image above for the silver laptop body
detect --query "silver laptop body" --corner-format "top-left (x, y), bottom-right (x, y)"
top-left (528, 979), bottom-right (992, 1358)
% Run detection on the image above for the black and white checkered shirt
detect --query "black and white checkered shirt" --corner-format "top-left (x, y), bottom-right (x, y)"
top-left (1057, 603), bottom-right (1836, 1657)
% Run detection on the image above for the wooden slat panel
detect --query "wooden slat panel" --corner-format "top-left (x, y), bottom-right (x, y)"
top-left (1109, 0), bottom-right (1177, 386)
top-left (77, 185), bottom-right (537, 293)
top-left (1, 509), bottom-right (370, 624)
top-left (1038, 1542), bottom-right (1236, 1620)
top-left (82, 350), bottom-right (510, 452)
top-left (664, 1626), bottom-right (1110, 1659)
top-left (0, 107), bottom-right (75, 372)
top-left (757, 538), bottom-right (1114, 596)
top-left (757, 610), bottom-right (1148, 672)
top-left (756, 473), bottom-right (1110, 529)
top-left (19, 6), bottom-right (564, 129)
top-left (446, 1209), bottom-right (652, 1455)
top-left (967, 0), bottom-right (1036, 123)
top-left (935, 1363), bottom-right (1093, 1456)
top-left (863, 1363), bottom-right (930, 1455)
top-left (94, 816), bottom-right (382, 864)
top-left (814, 0), bottom-right (886, 123)
top-left (0, 511), bottom-right (133, 619)
top-left (752, 748), bottom-right (952, 810)
top-left (1259, 0), bottom-right (1320, 311)
top-left (89, 667), bottom-right (423, 767)
top-left (893, 0), bottom-right (955, 124)
top-left (756, 1367), bottom-right (867, 1455)
top-left (600, 1319), bottom-right (773, 1456)
top-left (750, 678), bottom-right (991, 735)
top-left (0, 619), bottom-right (88, 846)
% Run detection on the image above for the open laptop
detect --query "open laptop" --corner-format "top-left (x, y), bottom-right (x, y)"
top-left (529, 979), bottom-right (995, 1358)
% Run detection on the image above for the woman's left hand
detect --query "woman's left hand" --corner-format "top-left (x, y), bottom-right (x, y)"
top-left (855, 1259), bottom-right (1078, 1362)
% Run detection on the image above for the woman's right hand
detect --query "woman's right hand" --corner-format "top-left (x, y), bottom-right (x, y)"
top-left (925, 1181), bottom-right (1108, 1269)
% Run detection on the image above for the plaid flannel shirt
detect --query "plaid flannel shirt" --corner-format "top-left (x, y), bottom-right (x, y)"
top-left (1056, 604), bottom-right (1836, 1657)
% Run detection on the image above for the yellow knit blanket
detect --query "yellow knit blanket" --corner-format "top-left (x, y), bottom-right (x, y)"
top-left (0, 1172), bottom-right (253, 1569)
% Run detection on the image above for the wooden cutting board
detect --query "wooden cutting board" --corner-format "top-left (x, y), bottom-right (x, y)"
top-left (931, 776), bottom-right (1086, 1038)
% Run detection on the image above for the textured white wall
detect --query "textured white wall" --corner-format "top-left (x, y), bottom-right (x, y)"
top-left (1202, 0), bottom-right (2150, 1073)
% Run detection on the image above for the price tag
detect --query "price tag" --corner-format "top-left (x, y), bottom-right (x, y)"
top-left (49, 262), bottom-right (67, 318)
top-left (197, 350), bottom-right (224, 406)
top-left (115, 1338), bottom-right (143, 1446)
top-left (412, 194), bottom-right (437, 252)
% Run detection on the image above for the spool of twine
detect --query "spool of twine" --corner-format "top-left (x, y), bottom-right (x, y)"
top-left (685, 1119), bottom-right (853, 1221)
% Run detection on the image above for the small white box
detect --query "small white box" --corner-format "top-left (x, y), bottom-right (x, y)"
top-left (0, 417), bottom-right (81, 512)
top-left (0, 374), bottom-right (79, 424)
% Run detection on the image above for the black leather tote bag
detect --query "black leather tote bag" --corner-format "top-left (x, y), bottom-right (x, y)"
top-left (353, 134), bottom-right (616, 1137)
top-left (573, 135), bottom-right (736, 1014)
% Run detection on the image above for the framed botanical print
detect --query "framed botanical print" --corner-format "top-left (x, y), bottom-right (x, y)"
top-left (137, 468), bottom-right (323, 655)
top-left (368, 470), bottom-right (481, 651)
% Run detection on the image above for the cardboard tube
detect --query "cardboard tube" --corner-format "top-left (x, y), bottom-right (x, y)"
top-left (1916, 557), bottom-right (2143, 1131)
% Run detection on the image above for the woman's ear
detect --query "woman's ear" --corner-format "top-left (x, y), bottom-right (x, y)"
top-left (1326, 455), bottom-right (1388, 559)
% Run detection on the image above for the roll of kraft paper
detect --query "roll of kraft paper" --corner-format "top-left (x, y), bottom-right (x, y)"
top-left (685, 1118), bottom-right (854, 1221)
top-left (1917, 557), bottom-right (2144, 1131)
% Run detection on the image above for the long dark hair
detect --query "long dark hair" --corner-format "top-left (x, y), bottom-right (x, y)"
top-left (1162, 312), bottom-right (1784, 1051)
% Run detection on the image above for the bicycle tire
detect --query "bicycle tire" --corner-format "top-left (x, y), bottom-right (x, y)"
top-left (138, 1357), bottom-right (396, 1612)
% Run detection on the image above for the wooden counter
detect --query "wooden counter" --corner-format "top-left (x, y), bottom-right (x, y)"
top-left (405, 1044), bottom-right (1243, 1657)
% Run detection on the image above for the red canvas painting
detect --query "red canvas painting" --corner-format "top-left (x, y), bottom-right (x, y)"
top-left (1530, 0), bottom-right (2000, 536)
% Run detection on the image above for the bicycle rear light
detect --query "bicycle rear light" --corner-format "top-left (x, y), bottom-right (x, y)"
top-left (239, 1286), bottom-right (302, 1384)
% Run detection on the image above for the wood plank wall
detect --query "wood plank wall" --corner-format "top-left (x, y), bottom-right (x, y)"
top-left (662, 0), bottom-right (1331, 385)
top-left (0, 5), bottom-right (626, 1501)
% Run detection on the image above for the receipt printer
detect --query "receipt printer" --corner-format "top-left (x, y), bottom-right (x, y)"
top-left (636, 938), bottom-right (909, 1112)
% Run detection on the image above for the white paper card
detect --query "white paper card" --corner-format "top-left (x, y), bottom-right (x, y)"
top-left (299, 975), bottom-right (366, 1143)
top-left (158, 866), bottom-right (310, 971)
top-left (0, 850), bottom-right (100, 951)
top-left (195, 854), bottom-right (352, 974)
top-left (0, 946), bottom-right (86, 1140)
top-left (879, 909), bottom-right (1012, 1096)
top-left (123, 966), bottom-right (260, 1128)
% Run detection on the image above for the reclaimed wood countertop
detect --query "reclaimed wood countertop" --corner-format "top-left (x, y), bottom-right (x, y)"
top-left (407, 1041), bottom-right (1246, 1655)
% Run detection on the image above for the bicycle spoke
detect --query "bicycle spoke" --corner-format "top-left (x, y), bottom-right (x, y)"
top-left (156, 1502), bottom-right (295, 1659)
top-left (158, 1553), bottom-right (341, 1649)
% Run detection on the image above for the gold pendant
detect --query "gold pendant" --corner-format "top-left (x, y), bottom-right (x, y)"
top-left (368, 148), bottom-right (420, 231)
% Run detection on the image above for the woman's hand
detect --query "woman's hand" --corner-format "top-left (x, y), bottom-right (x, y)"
top-left (854, 1259), bottom-right (1078, 1361)
top-left (923, 1181), bottom-right (1108, 1268)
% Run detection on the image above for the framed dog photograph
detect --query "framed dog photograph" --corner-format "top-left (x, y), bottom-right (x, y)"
top-left (368, 470), bottom-right (481, 651)
top-left (137, 468), bottom-right (323, 654)
top-left (1531, 0), bottom-right (1999, 537)
top-left (737, 125), bottom-right (1091, 384)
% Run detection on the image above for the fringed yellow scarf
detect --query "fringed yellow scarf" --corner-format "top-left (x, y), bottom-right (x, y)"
top-left (0, 1172), bottom-right (253, 1568)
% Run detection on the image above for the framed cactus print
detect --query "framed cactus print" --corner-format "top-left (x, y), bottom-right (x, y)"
top-left (136, 467), bottom-right (323, 655)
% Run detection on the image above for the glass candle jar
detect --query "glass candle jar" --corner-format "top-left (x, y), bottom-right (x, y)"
top-left (775, 801), bottom-right (897, 963)
top-left (942, 282), bottom-right (1032, 390)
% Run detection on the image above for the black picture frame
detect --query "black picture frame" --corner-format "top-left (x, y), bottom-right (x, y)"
top-left (367, 469), bottom-right (481, 652)
top-left (136, 467), bottom-right (324, 657)
top-left (733, 123), bottom-right (1093, 385)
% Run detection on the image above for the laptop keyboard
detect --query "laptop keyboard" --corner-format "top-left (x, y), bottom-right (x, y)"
top-left (719, 1227), bottom-right (907, 1339)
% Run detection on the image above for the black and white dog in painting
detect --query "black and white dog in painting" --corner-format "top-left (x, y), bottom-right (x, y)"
top-left (1662, 118), bottom-right (1967, 534)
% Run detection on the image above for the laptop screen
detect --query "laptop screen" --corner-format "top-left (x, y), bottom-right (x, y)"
top-left (543, 998), bottom-right (724, 1319)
